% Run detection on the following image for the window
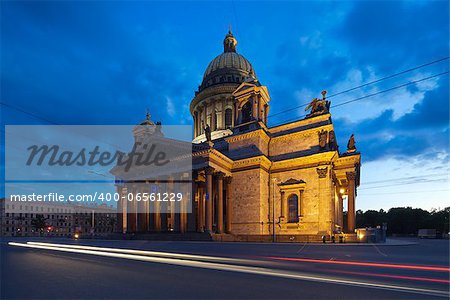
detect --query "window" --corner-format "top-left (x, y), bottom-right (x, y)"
top-left (200, 118), bottom-right (204, 133)
top-left (241, 101), bottom-right (252, 123)
top-left (288, 194), bottom-right (299, 223)
top-left (225, 108), bottom-right (232, 128)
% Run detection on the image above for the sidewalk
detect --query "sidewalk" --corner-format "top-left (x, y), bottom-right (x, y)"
top-left (304, 238), bottom-right (418, 246)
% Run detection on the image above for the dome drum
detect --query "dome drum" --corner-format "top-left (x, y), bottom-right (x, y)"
top-left (190, 30), bottom-right (268, 142)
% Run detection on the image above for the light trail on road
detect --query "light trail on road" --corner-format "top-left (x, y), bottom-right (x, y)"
top-left (25, 241), bottom-right (254, 264)
top-left (267, 256), bottom-right (450, 272)
top-left (8, 241), bottom-right (450, 298)
top-left (325, 269), bottom-right (450, 284)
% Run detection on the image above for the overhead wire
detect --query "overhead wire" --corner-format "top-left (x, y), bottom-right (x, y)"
top-left (268, 57), bottom-right (449, 119)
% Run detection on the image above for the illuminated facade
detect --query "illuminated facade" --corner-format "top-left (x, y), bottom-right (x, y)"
top-left (115, 31), bottom-right (361, 242)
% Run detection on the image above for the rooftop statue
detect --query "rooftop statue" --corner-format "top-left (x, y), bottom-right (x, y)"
top-left (203, 122), bottom-right (213, 147)
top-left (318, 129), bottom-right (328, 149)
top-left (305, 90), bottom-right (330, 117)
top-left (328, 130), bottom-right (337, 151)
top-left (347, 133), bottom-right (356, 153)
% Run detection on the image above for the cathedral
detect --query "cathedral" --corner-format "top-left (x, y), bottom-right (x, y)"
top-left (114, 31), bottom-right (361, 242)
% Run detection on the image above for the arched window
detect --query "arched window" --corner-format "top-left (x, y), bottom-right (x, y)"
top-left (200, 117), bottom-right (204, 134)
top-left (241, 101), bottom-right (252, 123)
top-left (215, 113), bottom-right (218, 130)
top-left (194, 112), bottom-right (199, 136)
top-left (225, 108), bottom-right (232, 128)
top-left (288, 194), bottom-right (299, 223)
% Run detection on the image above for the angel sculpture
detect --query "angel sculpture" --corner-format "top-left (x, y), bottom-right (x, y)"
top-left (305, 90), bottom-right (330, 116)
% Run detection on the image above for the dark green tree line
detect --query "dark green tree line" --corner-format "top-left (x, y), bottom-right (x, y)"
top-left (348, 207), bottom-right (450, 235)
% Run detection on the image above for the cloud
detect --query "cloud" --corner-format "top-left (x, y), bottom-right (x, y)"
top-left (331, 71), bottom-right (442, 122)
top-left (266, 1), bottom-right (448, 123)
top-left (0, 1), bottom-right (201, 127)
top-left (166, 96), bottom-right (176, 117)
top-left (357, 157), bottom-right (449, 211)
top-left (257, 1), bottom-right (449, 170)
top-left (336, 1), bottom-right (449, 68)
top-left (334, 76), bottom-right (449, 162)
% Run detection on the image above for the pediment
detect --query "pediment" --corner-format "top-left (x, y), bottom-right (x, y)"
top-left (279, 178), bottom-right (306, 186)
top-left (232, 82), bottom-right (258, 96)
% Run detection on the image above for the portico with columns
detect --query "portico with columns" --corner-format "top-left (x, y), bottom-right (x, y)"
top-left (191, 168), bottom-right (234, 234)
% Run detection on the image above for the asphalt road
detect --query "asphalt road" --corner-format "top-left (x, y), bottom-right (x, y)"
top-left (1, 238), bottom-right (449, 299)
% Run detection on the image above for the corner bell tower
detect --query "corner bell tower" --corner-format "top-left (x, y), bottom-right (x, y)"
top-left (232, 80), bottom-right (270, 126)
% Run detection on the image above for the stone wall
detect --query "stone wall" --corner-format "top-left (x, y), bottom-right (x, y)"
top-left (231, 168), bottom-right (264, 234)
top-left (259, 168), bottom-right (270, 234)
top-left (269, 165), bottom-right (336, 236)
top-left (227, 130), bottom-right (269, 157)
top-left (269, 124), bottom-right (334, 157)
top-left (226, 117), bottom-right (340, 236)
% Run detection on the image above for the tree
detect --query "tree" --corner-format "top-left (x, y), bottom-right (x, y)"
top-left (428, 207), bottom-right (450, 234)
top-left (31, 214), bottom-right (47, 233)
top-left (386, 207), bottom-right (430, 235)
top-left (352, 207), bottom-right (449, 236)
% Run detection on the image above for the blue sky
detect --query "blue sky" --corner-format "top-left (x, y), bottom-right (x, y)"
top-left (1, 1), bottom-right (449, 210)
